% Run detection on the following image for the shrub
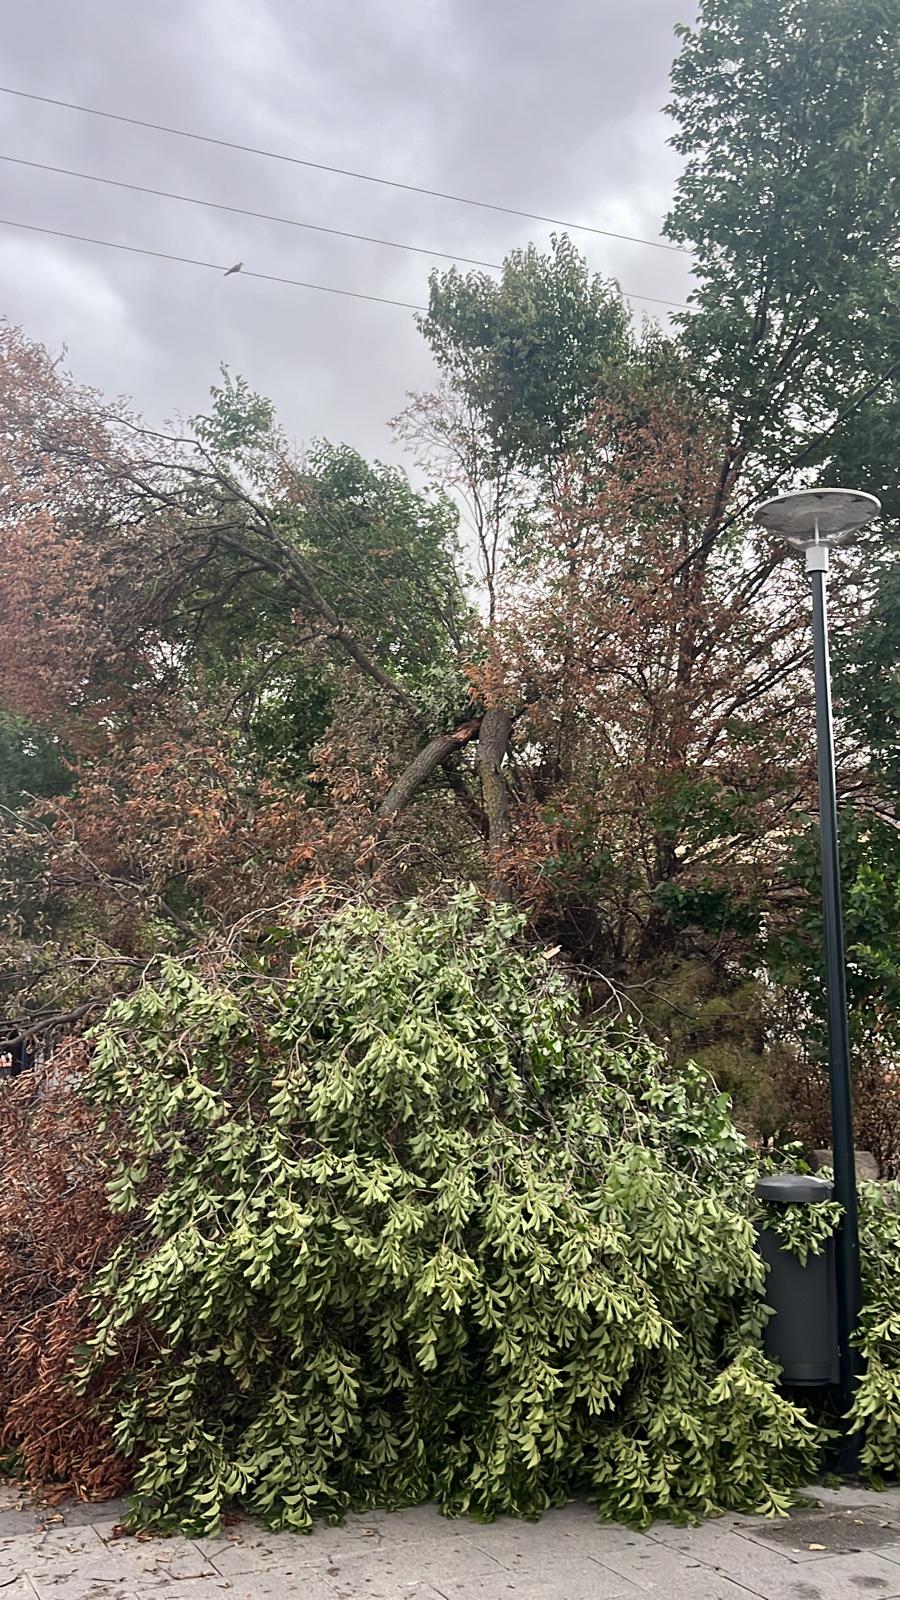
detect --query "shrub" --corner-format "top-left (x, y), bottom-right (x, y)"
top-left (78, 891), bottom-right (824, 1532)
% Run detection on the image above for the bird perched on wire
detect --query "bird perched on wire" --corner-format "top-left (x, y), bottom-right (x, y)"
top-left (223, 261), bottom-right (243, 276)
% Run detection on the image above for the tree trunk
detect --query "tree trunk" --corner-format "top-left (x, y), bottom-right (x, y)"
top-left (477, 706), bottom-right (513, 901)
top-left (377, 720), bottom-right (481, 826)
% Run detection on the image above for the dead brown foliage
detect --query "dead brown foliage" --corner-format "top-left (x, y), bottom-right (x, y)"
top-left (772, 1014), bottom-right (900, 1180)
top-left (0, 1047), bottom-right (130, 1499)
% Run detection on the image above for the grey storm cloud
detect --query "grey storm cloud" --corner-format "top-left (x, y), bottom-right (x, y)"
top-left (0, 0), bottom-right (696, 464)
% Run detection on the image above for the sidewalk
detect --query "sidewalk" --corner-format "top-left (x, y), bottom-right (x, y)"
top-left (2, 1479), bottom-right (900, 1599)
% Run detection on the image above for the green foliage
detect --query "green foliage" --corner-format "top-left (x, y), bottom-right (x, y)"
top-left (243, 665), bottom-right (334, 779)
top-left (0, 710), bottom-right (73, 1005)
top-left (298, 442), bottom-right (472, 690)
top-left (768, 814), bottom-right (900, 1059)
top-left (650, 880), bottom-right (760, 945)
top-left (758, 1195), bottom-right (843, 1269)
top-left (420, 236), bottom-right (635, 473)
top-left (834, 539), bottom-right (900, 805)
top-left (760, 1176), bottom-right (900, 1476)
top-left (165, 411), bottom-right (474, 769)
top-left (852, 1181), bottom-right (900, 1476)
top-left (80, 894), bottom-right (823, 1535)
top-left (663, 0), bottom-right (898, 1145)
top-left (0, 709), bottom-right (70, 811)
top-left (666, 0), bottom-right (900, 457)
top-left (626, 960), bottom-right (784, 1138)
top-left (192, 367), bottom-right (277, 483)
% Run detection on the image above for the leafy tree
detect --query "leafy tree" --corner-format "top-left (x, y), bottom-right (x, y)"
top-left (666, 0), bottom-right (900, 473)
top-left (0, 326), bottom-right (143, 730)
top-left (0, 336), bottom-right (482, 1029)
top-left (660, 0), bottom-right (899, 1140)
top-left (833, 542), bottom-right (900, 806)
top-left (0, 0), bottom-right (896, 1153)
top-left (0, 1044), bottom-right (128, 1498)
top-left (419, 235), bottom-right (634, 477)
top-left (385, 0), bottom-right (898, 1116)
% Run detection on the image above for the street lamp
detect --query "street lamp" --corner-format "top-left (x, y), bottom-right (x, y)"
top-left (756, 487), bottom-right (881, 1459)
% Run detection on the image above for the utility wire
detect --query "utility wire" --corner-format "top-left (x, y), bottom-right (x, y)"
top-left (0, 217), bottom-right (428, 310)
top-left (0, 154), bottom-right (503, 272)
top-left (0, 84), bottom-right (689, 256)
top-left (0, 213), bottom-right (692, 312)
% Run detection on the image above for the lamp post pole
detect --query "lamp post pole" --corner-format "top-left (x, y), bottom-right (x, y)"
top-left (807, 541), bottom-right (862, 1455)
top-left (756, 488), bottom-right (881, 1467)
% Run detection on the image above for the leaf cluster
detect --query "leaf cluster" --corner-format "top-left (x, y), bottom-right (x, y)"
top-left (78, 893), bottom-right (823, 1533)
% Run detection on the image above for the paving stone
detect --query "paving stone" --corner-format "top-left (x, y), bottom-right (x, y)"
top-left (525, 1574), bottom-right (752, 1600)
top-left (26, 1549), bottom-right (153, 1600)
top-left (5, 1524), bottom-right (109, 1565)
top-left (152, 1574), bottom-right (340, 1600)
top-left (803, 1486), bottom-right (900, 1524)
top-left (481, 1554), bottom-right (643, 1598)
top-left (342, 1579), bottom-right (454, 1600)
top-left (0, 1553), bottom-right (27, 1584)
top-left (197, 1525), bottom-right (343, 1575)
top-left (312, 1537), bottom-right (505, 1593)
top-left (426, 1563), bottom-right (644, 1600)
top-left (444, 1536), bottom-right (643, 1596)
top-left (398, 1576), bottom-right (571, 1600)
top-left (597, 1534), bottom-right (758, 1593)
top-left (465, 1508), bottom-right (639, 1566)
top-left (196, 1509), bottom-right (475, 1576)
top-left (115, 1586), bottom-right (233, 1600)
top-left (0, 1509), bottom-right (45, 1537)
top-left (744, 1507), bottom-right (900, 1559)
top-left (34, 1501), bottom-right (130, 1532)
top-left (340, 1503), bottom-right (476, 1542)
top-left (352, 1588), bottom-right (447, 1600)
top-left (879, 1545), bottom-right (900, 1570)
top-left (649, 1521), bottom-right (841, 1596)
top-left (9, 1493), bottom-right (900, 1598)
top-left (112, 1534), bottom-right (217, 1581)
top-left (734, 1549), bottom-right (900, 1600)
top-left (329, 1573), bottom-right (494, 1600)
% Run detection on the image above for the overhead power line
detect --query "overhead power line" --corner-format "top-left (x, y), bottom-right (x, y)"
top-left (0, 213), bottom-right (692, 312)
top-left (0, 84), bottom-right (689, 256)
top-left (0, 216), bottom-right (428, 310)
top-left (0, 153), bottom-right (685, 308)
top-left (0, 154), bottom-right (503, 272)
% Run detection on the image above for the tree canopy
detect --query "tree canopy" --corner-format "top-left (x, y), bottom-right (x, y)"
top-left (0, 0), bottom-right (896, 1159)
top-left (0, 0), bottom-right (898, 1534)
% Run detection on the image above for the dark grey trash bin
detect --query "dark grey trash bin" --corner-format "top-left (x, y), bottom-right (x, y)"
top-left (756, 1173), bottom-right (839, 1386)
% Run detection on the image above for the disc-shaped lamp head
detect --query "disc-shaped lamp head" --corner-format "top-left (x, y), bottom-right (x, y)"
top-left (756, 487), bottom-right (881, 551)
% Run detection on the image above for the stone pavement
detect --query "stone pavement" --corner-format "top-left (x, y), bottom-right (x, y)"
top-left (2, 1479), bottom-right (900, 1599)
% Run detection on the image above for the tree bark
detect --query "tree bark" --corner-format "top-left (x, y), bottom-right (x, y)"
top-left (477, 706), bottom-right (513, 901)
top-left (377, 719), bottom-right (481, 826)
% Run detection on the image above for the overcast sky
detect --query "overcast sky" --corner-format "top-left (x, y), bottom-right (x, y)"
top-left (0, 0), bottom-right (696, 466)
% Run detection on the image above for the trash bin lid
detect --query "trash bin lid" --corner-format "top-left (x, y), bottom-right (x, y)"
top-left (756, 1173), bottom-right (834, 1204)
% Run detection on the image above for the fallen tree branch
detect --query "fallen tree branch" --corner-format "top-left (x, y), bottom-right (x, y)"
top-left (1, 998), bottom-right (112, 1052)
top-left (377, 719), bottom-right (482, 826)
